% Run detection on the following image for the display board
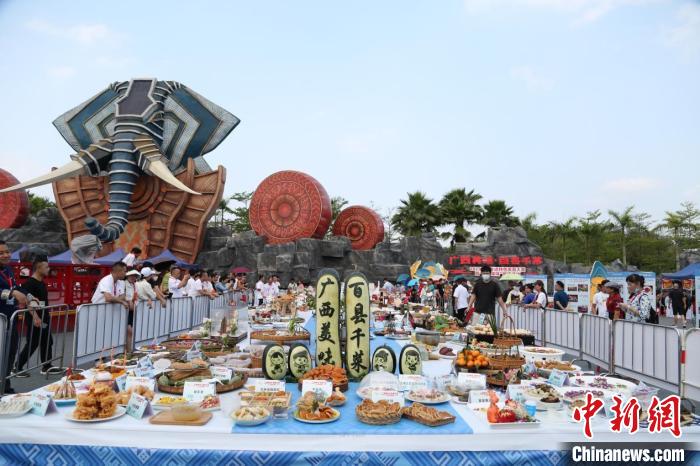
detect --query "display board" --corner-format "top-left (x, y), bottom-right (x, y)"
top-left (553, 274), bottom-right (590, 313)
top-left (608, 271), bottom-right (656, 304)
top-left (696, 276), bottom-right (699, 328)
top-left (523, 274), bottom-right (548, 293)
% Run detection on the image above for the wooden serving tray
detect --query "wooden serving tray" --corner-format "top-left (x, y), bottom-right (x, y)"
top-left (402, 412), bottom-right (456, 427)
top-left (149, 410), bottom-right (212, 426)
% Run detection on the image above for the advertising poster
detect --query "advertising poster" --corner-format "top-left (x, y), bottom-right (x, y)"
top-left (523, 274), bottom-right (548, 293)
top-left (608, 271), bottom-right (656, 304)
top-left (553, 274), bottom-right (590, 313)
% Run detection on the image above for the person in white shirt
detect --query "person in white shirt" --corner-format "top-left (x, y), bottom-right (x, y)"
top-left (272, 275), bottom-right (281, 297)
top-left (453, 278), bottom-right (470, 323)
top-left (91, 262), bottom-right (128, 306)
top-left (136, 267), bottom-right (165, 307)
top-left (255, 276), bottom-right (264, 307)
top-left (168, 266), bottom-right (190, 298)
top-left (124, 270), bottom-right (139, 308)
top-left (525, 280), bottom-right (548, 309)
top-left (382, 279), bottom-right (394, 294)
top-left (122, 247), bottom-right (142, 267)
top-left (185, 269), bottom-right (203, 297)
top-left (261, 276), bottom-right (274, 303)
top-left (200, 270), bottom-right (217, 298)
top-left (591, 280), bottom-right (609, 316)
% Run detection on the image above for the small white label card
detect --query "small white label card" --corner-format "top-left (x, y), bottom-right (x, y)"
top-left (210, 366), bottom-right (233, 382)
top-left (126, 393), bottom-right (152, 419)
top-left (468, 389), bottom-right (490, 407)
top-left (183, 381), bottom-right (216, 402)
top-left (398, 374), bottom-right (428, 392)
top-left (371, 389), bottom-right (404, 406)
top-left (301, 380), bottom-right (333, 399)
top-left (507, 384), bottom-right (526, 402)
top-left (478, 313), bottom-right (487, 325)
top-left (133, 366), bottom-right (156, 379)
top-left (125, 376), bottom-right (156, 392)
top-left (254, 379), bottom-right (285, 393)
top-left (30, 393), bottom-right (57, 416)
top-left (457, 372), bottom-right (487, 389)
top-left (185, 349), bottom-right (203, 361)
top-left (137, 356), bottom-right (153, 369)
top-left (548, 369), bottom-right (568, 387)
top-left (115, 374), bottom-right (127, 392)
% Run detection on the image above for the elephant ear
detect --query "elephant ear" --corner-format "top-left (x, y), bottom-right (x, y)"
top-left (162, 84), bottom-right (240, 174)
top-left (52, 82), bottom-right (126, 151)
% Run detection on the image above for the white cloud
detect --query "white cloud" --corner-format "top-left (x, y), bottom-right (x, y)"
top-left (26, 19), bottom-right (114, 45)
top-left (663, 3), bottom-right (700, 58)
top-left (602, 177), bottom-right (661, 192)
top-left (465, 0), bottom-right (656, 24)
top-left (47, 65), bottom-right (76, 79)
top-left (509, 65), bottom-right (554, 91)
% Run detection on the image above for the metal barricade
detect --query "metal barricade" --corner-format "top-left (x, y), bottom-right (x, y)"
top-left (72, 303), bottom-right (128, 367)
top-left (0, 314), bottom-right (7, 394)
top-left (611, 319), bottom-right (682, 394)
top-left (543, 309), bottom-right (580, 356)
top-left (131, 300), bottom-right (171, 349)
top-left (191, 295), bottom-right (210, 328)
top-left (169, 297), bottom-right (193, 337)
top-left (578, 313), bottom-right (612, 372)
top-left (682, 329), bottom-right (700, 403)
top-left (499, 304), bottom-right (545, 345)
top-left (211, 293), bottom-right (227, 310)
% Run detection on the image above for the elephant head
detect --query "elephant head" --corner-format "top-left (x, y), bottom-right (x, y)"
top-left (0, 79), bottom-right (239, 241)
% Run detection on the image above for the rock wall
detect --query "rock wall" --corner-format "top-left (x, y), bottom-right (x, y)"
top-left (0, 208), bottom-right (67, 260)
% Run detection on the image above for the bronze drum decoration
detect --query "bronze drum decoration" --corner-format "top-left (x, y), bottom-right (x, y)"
top-left (332, 206), bottom-right (384, 250)
top-left (249, 170), bottom-right (332, 244)
top-left (0, 169), bottom-right (30, 229)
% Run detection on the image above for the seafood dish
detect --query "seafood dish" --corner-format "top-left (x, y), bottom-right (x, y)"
top-left (405, 388), bottom-right (451, 404)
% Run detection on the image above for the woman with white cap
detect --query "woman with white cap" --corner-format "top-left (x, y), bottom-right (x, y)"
top-left (136, 267), bottom-right (166, 307)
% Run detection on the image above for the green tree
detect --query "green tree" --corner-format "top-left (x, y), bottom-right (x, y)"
top-left (438, 188), bottom-right (483, 246)
top-left (391, 191), bottom-right (441, 237)
top-left (607, 206), bottom-right (635, 267)
top-left (226, 191), bottom-right (253, 233)
top-left (481, 200), bottom-right (519, 227)
top-left (216, 199), bottom-right (235, 227)
top-left (27, 192), bottom-right (56, 215)
top-left (547, 217), bottom-right (577, 264)
top-left (577, 210), bottom-right (609, 265)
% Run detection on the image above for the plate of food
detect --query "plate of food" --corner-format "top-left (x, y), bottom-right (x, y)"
top-left (199, 395), bottom-right (221, 412)
top-left (385, 333), bottom-right (411, 340)
top-left (152, 395), bottom-right (189, 410)
top-left (0, 399), bottom-right (32, 418)
top-left (116, 385), bottom-right (155, 406)
top-left (569, 376), bottom-right (636, 394)
top-left (293, 392), bottom-right (340, 424)
top-left (231, 406), bottom-right (271, 426)
top-left (405, 388), bottom-right (451, 405)
top-left (523, 383), bottom-right (561, 400)
top-left (138, 344), bottom-right (166, 353)
top-left (533, 360), bottom-right (582, 374)
top-left (487, 399), bottom-right (540, 428)
top-left (401, 402), bottom-right (455, 426)
top-left (561, 389), bottom-right (606, 404)
top-left (436, 346), bottom-right (457, 359)
top-left (536, 394), bottom-right (563, 411)
top-left (325, 388), bottom-right (347, 407)
top-left (67, 405), bottom-right (127, 423)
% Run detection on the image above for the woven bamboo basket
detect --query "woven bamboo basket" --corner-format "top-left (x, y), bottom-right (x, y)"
top-left (492, 315), bottom-right (523, 348)
top-left (356, 412), bottom-right (401, 425)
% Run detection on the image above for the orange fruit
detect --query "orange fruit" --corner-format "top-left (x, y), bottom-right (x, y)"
top-left (466, 361), bottom-right (474, 369)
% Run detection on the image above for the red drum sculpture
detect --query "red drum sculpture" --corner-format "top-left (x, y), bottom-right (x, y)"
top-left (0, 168), bottom-right (29, 229)
top-left (332, 206), bottom-right (384, 250)
top-left (249, 171), bottom-right (332, 244)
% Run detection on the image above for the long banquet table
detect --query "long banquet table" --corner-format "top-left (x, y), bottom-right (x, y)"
top-left (1, 310), bottom-right (698, 465)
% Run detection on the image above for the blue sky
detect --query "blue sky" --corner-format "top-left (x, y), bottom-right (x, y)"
top-left (0, 0), bottom-right (698, 230)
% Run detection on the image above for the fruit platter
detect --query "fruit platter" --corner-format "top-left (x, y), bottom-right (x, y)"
top-left (231, 407), bottom-right (271, 426)
top-left (455, 348), bottom-right (490, 372)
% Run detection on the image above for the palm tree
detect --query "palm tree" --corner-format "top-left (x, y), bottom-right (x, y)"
top-left (520, 212), bottom-right (538, 234)
top-left (391, 191), bottom-right (441, 237)
top-left (326, 196), bottom-right (349, 238)
top-left (577, 210), bottom-right (609, 265)
top-left (656, 211), bottom-right (688, 270)
top-left (217, 198), bottom-right (235, 227)
top-left (438, 188), bottom-right (483, 246)
top-left (548, 217), bottom-right (577, 264)
top-left (482, 200), bottom-right (519, 227)
top-left (608, 206), bottom-right (635, 267)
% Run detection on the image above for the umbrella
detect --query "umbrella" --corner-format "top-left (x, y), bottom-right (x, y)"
top-left (231, 266), bottom-right (252, 274)
top-left (430, 274), bottom-right (445, 281)
top-left (407, 279), bottom-right (419, 286)
top-left (144, 249), bottom-right (196, 268)
top-left (409, 260), bottom-right (421, 278)
top-left (415, 268), bottom-right (431, 279)
top-left (499, 273), bottom-right (524, 282)
top-left (396, 273), bottom-right (410, 283)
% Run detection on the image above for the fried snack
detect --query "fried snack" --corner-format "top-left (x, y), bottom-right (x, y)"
top-left (74, 385), bottom-right (118, 420)
top-left (295, 392), bottom-right (338, 421)
top-left (401, 402), bottom-right (455, 426)
top-left (534, 360), bottom-right (576, 371)
top-left (325, 387), bottom-right (346, 407)
top-left (355, 399), bottom-right (402, 425)
top-left (298, 365), bottom-right (348, 387)
top-left (116, 385), bottom-right (156, 405)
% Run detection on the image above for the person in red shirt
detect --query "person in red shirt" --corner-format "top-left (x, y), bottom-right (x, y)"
top-left (606, 282), bottom-right (624, 320)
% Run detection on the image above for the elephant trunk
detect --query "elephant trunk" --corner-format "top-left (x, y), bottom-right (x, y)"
top-left (85, 141), bottom-right (141, 242)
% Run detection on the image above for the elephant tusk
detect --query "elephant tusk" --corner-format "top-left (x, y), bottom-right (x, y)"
top-left (146, 159), bottom-right (200, 195)
top-left (0, 160), bottom-right (85, 193)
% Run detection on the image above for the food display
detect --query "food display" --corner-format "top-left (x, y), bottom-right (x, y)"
top-left (523, 383), bottom-right (560, 399)
top-left (533, 360), bottom-right (580, 373)
top-left (325, 388), bottom-right (347, 407)
top-left (356, 371), bottom-right (400, 400)
top-left (67, 372), bottom-right (86, 382)
top-left (569, 376), bottom-right (636, 394)
top-left (199, 395), bottom-right (220, 411)
top-left (0, 398), bottom-right (31, 418)
top-left (138, 344), bottom-right (166, 352)
top-left (355, 399), bottom-right (402, 425)
top-left (94, 363), bottom-right (126, 380)
top-left (487, 392), bottom-right (538, 426)
top-left (298, 365), bottom-right (349, 391)
top-left (561, 389), bottom-right (605, 403)
top-left (468, 324), bottom-right (532, 337)
top-left (371, 345), bottom-right (397, 373)
top-left (152, 395), bottom-right (188, 409)
top-left (401, 402), bottom-right (455, 427)
top-left (405, 388), bottom-right (450, 404)
top-left (231, 407), bottom-right (271, 426)
top-left (54, 378), bottom-right (77, 401)
top-left (288, 344), bottom-right (312, 381)
top-left (239, 390), bottom-right (292, 411)
top-left (294, 392), bottom-right (340, 423)
top-left (171, 404), bottom-right (202, 422)
top-left (437, 346), bottom-right (456, 358)
top-left (262, 344), bottom-right (289, 380)
top-left (116, 385), bottom-right (155, 405)
top-left (399, 344), bottom-right (422, 375)
top-left (521, 346), bottom-right (564, 362)
top-left (536, 394), bottom-right (563, 411)
top-left (455, 349), bottom-right (489, 371)
top-left (72, 385), bottom-right (119, 421)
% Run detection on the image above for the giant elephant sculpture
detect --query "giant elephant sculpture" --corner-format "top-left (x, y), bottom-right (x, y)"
top-left (0, 79), bottom-right (239, 242)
